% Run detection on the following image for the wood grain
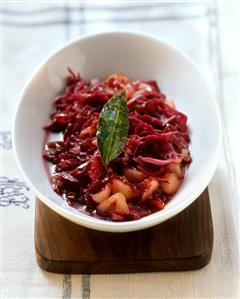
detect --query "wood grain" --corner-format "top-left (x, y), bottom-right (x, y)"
top-left (35, 189), bottom-right (213, 274)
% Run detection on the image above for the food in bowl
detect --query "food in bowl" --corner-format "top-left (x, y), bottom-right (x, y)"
top-left (43, 70), bottom-right (192, 222)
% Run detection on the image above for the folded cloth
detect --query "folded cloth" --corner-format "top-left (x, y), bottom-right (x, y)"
top-left (1, 2), bottom-right (238, 299)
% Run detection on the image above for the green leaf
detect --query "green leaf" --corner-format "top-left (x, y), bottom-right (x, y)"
top-left (97, 91), bottom-right (129, 167)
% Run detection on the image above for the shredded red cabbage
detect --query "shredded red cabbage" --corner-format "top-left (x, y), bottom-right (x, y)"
top-left (43, 71), bottom-right (192, 222)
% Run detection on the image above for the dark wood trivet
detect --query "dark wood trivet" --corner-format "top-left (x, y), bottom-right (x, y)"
top-left (35, 188), bottom-right (213, 274)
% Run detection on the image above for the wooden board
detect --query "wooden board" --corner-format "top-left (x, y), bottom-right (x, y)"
top-left (35, 188), bottom-right (213, 274)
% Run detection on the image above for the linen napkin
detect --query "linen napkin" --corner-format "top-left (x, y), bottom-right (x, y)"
top-left (1, 2), bottom-right (239, 298)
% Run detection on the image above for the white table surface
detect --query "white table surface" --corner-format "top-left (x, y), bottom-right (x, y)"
top-left (1, 2), bottom-right (239, 299)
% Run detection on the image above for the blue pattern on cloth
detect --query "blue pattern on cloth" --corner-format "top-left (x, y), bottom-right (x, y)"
top-left (1, 2), bottom-right (218, 299)
top-left (0, 176), bottom-right (30, 208)
top-left (0, 131), bottom-right (12, 149)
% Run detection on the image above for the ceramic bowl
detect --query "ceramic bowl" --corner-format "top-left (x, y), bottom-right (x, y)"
top-left (14, 31), bottom-right (221, 232)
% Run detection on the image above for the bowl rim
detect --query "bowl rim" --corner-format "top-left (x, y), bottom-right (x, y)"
top-left (13, 30), bottom-right (222, 232)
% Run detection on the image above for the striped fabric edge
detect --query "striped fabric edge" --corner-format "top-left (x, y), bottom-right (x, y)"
top-left (82, 275), bottom-right (90, 299)
top-left (2, 3), bottom-right (208, 15)
top-left (2, 2), bottom-right (214, 298)
top-left (63, 274), bottom-right (72, 299)
top-left (2, 2), bottom-right (211, 28)
top-left (3, 14), bottom-right (211, 27)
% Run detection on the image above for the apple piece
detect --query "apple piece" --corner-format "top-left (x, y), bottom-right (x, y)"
top-left (114, 194), bottom-right (130, 214)
top-left (138, 82), bottom-right (153, 92)
top-left (125, 83), bottom-right (136, 99)
top-left (112, 178), bottom-right (137, 200)
top-left (160, 172), bottom-right (181, 195)
top-left (97, 195), bottom-right (116, 214)
top-left (182, 148), bottom-right (192, 163)
top-left (97, 192), bottom-right (129, 215)
top-left (107, 73), bottom-right (129, 83)
top-left (141, 179), bottom-right (159, 201)
top-left (165, 97), bottom-right (176, 108)
top-left (92, 183), bottom-right (112, 203)
top-left (165, 163), bottom-right (183, 178)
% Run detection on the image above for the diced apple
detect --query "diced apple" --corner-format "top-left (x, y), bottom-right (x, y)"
top-left (92, 183), bottom-right (112, 203)
top-left (112, 178), bottom-right (137, 200)
top-left (141, 179), bottom-right (159, 201)
top-left (124, 168), bottom-right (146, 182)
top-left (160, 173), bottom-right (181, 195)
top-left (182, 148), bottom-right (192, 163)
top-left (165, 98), bottom-right (176, 108)
top-left (97, 194), bottom-right (116, 214)
top-left (138, 82), bottom-right (153, 92)
top-left (107, 73), bottom-right (129, 83)
top-left (125, 83), bottom-right (136, 99)
top-left (97, 192), bottom-right (129, 215)
top-left (165, 163), bottom-right (183, 178)
top-left (114, 194), bottom-right (130, 214)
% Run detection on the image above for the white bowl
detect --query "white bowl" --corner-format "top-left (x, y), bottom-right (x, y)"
top-left (14, 31), bottom-right (221, 232)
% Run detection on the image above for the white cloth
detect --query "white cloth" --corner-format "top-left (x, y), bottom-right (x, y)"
top-left (1, 2), bottom-right (239, 299)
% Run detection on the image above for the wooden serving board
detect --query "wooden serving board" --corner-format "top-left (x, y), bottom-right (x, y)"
top-left (35, 188), bottom-right (213, 274)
